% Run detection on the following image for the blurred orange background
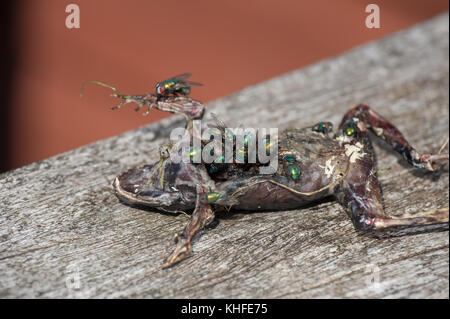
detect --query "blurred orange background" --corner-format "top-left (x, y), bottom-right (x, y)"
top-left (1, 0), bottom-right (448, 172)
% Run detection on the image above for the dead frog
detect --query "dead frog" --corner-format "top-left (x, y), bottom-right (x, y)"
top-left (88, 81), bottom-right (449, 268)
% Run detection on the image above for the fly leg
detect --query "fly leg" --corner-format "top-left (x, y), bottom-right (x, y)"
top-left (340, 104), bottom-right (448, 171)
top-left (162, 186), bottom-right (215, 268)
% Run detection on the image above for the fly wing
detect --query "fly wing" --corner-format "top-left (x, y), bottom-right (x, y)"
top-left (171, 82), bottom-right (188, 91)
top-left (171, 73), bottom-right (192, 81)
top-left (183, 81), bottom-right (203, 87)
top-left (171, 81), bottom-right (203, 91)
top-left (172, 74), bottom-right (203, 88)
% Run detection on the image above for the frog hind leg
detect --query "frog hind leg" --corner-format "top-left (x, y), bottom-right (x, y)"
top-left (162, 186), bottom-right (215, 268)
top-left (335, 170), bottom-right (449, 231)
top-left (335, 105), bottom-right (449, 229)
top-left (339, 104), bottom-right (448, 171)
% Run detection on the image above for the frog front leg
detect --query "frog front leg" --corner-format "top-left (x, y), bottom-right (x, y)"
top-left (109, 93), bottom-right (205, 132)
top-left (115, 156), bottom-right (217, 268)
top-left (162, 186), bottom-right (215, 268)
top-left (335, 104), bottom-right (448, 230)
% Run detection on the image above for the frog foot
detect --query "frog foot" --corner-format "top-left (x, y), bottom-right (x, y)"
top-left (420, 153), bottom-right (449, 171)
top-left (162, 234), bottom-right (193, 268)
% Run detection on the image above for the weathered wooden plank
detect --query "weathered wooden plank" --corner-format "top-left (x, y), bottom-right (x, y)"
top-left (0, 13), bottom-right (448, 298)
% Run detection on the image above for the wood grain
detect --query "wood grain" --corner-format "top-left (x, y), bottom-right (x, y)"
top-left (0, 13), bottom-right (448, 298)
